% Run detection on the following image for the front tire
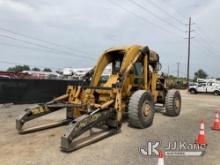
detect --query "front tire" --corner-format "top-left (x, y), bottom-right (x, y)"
top-left (214, 90), bottom-right (220, 96)
top-left (189, 89), bottom-right (196, 94)
top-left (128, 90), bottom-right (154, 128)
top-left (165, 89), bottom-right (181, 116)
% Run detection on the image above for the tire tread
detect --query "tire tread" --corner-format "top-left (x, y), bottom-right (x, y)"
top-left (128, 90), bottom-right (153, 128)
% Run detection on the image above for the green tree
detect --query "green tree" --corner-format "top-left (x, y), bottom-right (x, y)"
top-left (43, 68), bottom-right (52, 72)
top-left (194, 69), bottom-right (208, 81)
top-left (32, 67), bottom-right (41, 71)
top-left (7, 65), bottom-right (30, 72)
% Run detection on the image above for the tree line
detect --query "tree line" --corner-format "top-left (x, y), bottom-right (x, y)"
top-left (169, 68), bottom-right (220, 81)
top-left (7, 65), bottom-right (52, 72)
top-left (5, 65), bottom-right (219, 81)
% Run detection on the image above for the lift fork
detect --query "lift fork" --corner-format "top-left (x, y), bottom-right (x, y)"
top-left (16, 102), bottom-right (78, 134)
top-left (61, 109), bottom-right (118, 152)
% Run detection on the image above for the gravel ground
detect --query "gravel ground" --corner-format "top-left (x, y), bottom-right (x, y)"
top-left (0, 90), bottom-right (220, 165)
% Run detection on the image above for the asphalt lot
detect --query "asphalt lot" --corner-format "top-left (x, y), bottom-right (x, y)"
top-left (0, 90), bottom-right (220, 165)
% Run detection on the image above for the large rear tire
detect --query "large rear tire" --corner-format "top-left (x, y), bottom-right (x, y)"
top-left (165, 89), bottom-right (181, 116)
top-left (128, 90), bottom-right (154, 128)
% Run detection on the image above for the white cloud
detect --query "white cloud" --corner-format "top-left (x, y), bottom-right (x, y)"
top-left (0, 0), bottom-right (35, 13)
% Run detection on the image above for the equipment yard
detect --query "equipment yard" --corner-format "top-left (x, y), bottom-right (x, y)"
top-left (1, 1), bottom-right (220, 164)
top-left (0, 90), bottom-right (219, 165)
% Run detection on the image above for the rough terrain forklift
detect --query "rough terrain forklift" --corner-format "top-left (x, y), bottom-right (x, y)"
top-left (16, 45), bottom-right (181, 152)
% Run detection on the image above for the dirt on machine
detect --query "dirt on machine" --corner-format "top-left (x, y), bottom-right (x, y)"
top-left (16, 45), bottom-right (181, 152)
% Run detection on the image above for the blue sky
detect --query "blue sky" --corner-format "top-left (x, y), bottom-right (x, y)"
top-left (0, 0), bottom-right (219, 78)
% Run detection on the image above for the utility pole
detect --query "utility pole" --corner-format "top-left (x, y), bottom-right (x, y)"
top-left (187, 17), bottom-right (191, 86)
top-left (167, 65), bottom-right (169, 76)
top-left (186, 17), bottom-right (194, 86)
top-left (177, 62), bottom-right (180, 81)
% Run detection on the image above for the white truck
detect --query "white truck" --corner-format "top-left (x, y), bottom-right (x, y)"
top-left (189, 79), bottom-right (220, 96)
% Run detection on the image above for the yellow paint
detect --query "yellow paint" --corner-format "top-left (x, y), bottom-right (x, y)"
top-left (39, 45), bottom-right (166, 121)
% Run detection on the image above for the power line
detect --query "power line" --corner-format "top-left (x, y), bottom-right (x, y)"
top-left (192, 40), bottom-right (218, 57)
top-left (188, 25), bottom-right (220, 61)
top-left (108, 2), bottom-right (217, 77)
top-left (195, 27), bottom-right (219, 53)
top-left (171, 5), bottom-right (220, 59)
top-left (186, 25), bottom-right (219, 57)
top-left (0, 41), bottom-right (94, 61)
top-left (129, 0), bottom-right (185, 34)
top-left (151, 0), bottom-right (219, 56)
top-left (0, 42), bottom-right (59, 53)
top-left (142, 0), bottom-right (185, 25)
top-left (0, 27), bottom-right (87, 55)
top-left (183, 18), bottom-right (219, 81)
top-left (195, 39), bottom-right (217, 55)
top-left (108, 0), bottom-right (187, 44)
top-left (153, 0), bottom-right (187, 20)
top-left (195, 25), bottom-right (215, 42)
top-left (185, 24), bottom-right (220, 58)
top-left (108, 0), bottom-right (176, 34)
top-left (0, 34), bottom-right (95, 60)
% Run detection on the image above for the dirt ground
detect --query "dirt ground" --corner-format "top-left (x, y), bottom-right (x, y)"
top-left (0, 90), bottom-right (220, 165)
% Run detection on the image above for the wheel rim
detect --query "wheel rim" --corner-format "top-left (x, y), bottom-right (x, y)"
top-left (142, 102), bottom-right (152, 117)
top-left (174, 97), bottom-right (180, 110)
